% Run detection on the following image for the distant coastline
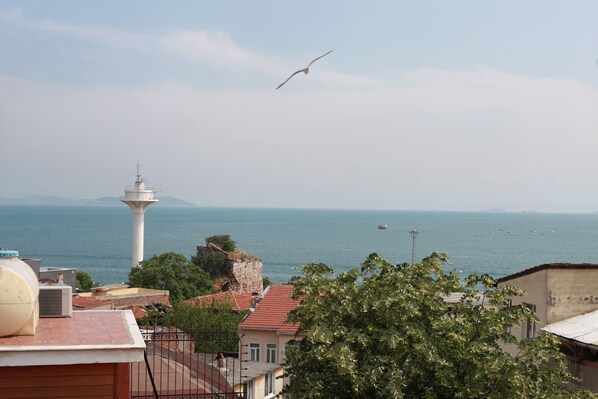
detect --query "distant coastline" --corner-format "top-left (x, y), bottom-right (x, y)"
top-left (0, 195), bottom-right (197, 208)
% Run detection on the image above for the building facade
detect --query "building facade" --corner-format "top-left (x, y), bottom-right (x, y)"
top-left (497, 263), bottom-right (598, 391)
top-left (237, 284), bottom-right (303, 399)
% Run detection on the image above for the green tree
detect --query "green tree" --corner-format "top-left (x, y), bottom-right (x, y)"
top-left (192, 251), bottom-right (228, 278)
top-left (76, 270), bottom-right (96, 292)
top-left (262, 276), bottom-right (272, 290)
top-left (165, 301), bottom-right (246, 352)
top-left (283, 253), bottom-right (596, 399)
top-left (128, 252), bottom-right (213, 303)
top-left (205, 234), bottom-right (236, 252)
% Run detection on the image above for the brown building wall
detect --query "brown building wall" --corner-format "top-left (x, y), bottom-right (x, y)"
top-left (0, 362), bottom-right (130, 399)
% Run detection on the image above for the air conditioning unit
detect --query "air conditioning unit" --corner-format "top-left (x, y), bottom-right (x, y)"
top-left (39, 286), bottom-right (72, 317)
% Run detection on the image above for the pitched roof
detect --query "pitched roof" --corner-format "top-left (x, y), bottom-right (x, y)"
top-left (239, 284), bottom-right (302, 335)
top-left (496, 263), bottom-right (598, 284)
top-left (542, 309), bottom-right (598, 348)
top-left (186, 291), bottom-right (254, 312)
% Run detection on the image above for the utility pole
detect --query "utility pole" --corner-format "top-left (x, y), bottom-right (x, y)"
top-left (409, 228), bottom-right (419, 265)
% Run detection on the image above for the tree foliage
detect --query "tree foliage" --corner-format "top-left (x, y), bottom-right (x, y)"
top-left (192, 251), bottom-right (228, 278)
top-left (76, 270), bottom-right (96, 292)
top-left (128, 252), bottom-right (213, 303)
top-left (164, 301), bottom-right (246, 352)
top-left (283, 252), bottom-right (596, 399)
top-left (262, 276), bottom-right (272, 290)
top-left (205, 234), bottom-right (236, 252)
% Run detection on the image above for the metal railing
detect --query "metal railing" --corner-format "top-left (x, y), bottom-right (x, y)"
top-left (131, 327), bottom-right (244, 399)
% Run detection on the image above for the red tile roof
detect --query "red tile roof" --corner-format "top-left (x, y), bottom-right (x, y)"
top-left (72, 295), bottom-right (113, 310)
top-left (238, 284), bottom-right (302, 335)
top-left (121, 305), bottom-right (149, 319)
top-left (186, 291), bottom-right (254, 312)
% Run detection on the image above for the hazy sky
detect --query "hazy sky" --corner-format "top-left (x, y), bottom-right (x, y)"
top-left (1, 1), bottom-right (597, 212)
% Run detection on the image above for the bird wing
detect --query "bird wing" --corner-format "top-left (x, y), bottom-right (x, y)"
top-left (275, 68), bottom-right (307, 90)
top-left (307, 49), bottom-right (334, 67)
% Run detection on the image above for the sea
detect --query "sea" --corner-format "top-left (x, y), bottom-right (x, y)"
top-left (1, 205), bottom-right (598, 285)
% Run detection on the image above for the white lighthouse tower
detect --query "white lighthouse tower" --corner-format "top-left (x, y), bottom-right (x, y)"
top-left (120, 164), bottom-right (158, 268)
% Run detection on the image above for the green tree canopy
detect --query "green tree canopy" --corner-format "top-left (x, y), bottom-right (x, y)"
top-left (192, 251), bottom-right (228, 278)
top-left (262, 276), bottom-right (272, 290)
top-left (283, 253), bottom-right (595, 399)
top-left (76, 270), bottom-right (96, 292)
top-left (128, 252), bottom-right (213, 303)
top-left (165, 301), bottom-right (247, 352)
top-left (205, 234), bottom-right (236, 252)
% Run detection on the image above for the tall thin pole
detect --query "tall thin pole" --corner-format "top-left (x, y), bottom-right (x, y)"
top-left (409, 228), bottom-right (419, 265)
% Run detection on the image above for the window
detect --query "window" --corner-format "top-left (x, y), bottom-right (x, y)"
top-left (250, 343), bottom-right (260, 362)
top-left (523, 303), bottom-right (536, 339)
top-left (265, 371), bottom-right (274, 397)
top-left (244, 380), bottom-right (255, 399)
top-left (266, 343), bottom-right (277, 363)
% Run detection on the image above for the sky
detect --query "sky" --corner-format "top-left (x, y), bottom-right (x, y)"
top-left (1, 1), bottom-right (597, 212)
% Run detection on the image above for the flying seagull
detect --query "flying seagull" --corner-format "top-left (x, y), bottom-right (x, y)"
top-left (275, 49), bottom-right (334, 90)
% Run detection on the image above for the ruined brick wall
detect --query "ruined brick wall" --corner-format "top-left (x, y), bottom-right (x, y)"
top-left (228, 258), bottom-right (263, 294)
top-left (196, 244), bottom-right (263, 295)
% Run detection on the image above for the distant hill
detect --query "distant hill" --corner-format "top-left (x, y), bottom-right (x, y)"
top-left (155, 196), bottom-right (197, 207)
top-left (0, 195), bottom-right (197, 207)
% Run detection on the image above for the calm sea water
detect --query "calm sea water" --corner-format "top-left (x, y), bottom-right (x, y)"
top-left (1, 206), bottom-right (598, 285)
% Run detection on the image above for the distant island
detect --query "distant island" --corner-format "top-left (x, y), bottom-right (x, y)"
top-left (0, 195), bottom-right (197, 208)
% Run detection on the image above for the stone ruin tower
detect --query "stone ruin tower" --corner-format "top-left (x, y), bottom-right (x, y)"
top-left (195, 243), bottom-right (263, 295)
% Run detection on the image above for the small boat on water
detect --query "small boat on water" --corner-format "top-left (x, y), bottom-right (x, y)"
top-left (378, 224), bottom-right (388, 230)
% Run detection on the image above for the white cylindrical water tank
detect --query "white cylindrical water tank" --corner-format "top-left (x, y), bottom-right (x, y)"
top-left (0, 249), bottom-right (39, 336)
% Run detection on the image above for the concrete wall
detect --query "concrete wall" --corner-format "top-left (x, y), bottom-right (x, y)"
top-left (237, 367), bottom-right (285, 399)
top-left (498, 268), bottom-right (548, 348)
top-left (239, 329), bottom-right (297, 398)
top-left (547, 269), bottom-right (598, 324)
top-left (240, 329), bottom-right (296, 364)
top-left (499, 267), bottom-right (598, 356)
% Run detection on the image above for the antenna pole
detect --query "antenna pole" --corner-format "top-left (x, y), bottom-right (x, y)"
top-left (409, 228), bottom-right (419, 265)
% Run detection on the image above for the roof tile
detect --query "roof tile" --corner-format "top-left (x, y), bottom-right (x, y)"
top-left (187, 291), bottom-right (254, 312)
top-left (239, 284), bottom-right (301, 334)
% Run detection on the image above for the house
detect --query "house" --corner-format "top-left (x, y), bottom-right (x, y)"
top-left (0, 310), bottom-right (145, 399)
top-left (496, 262), bottom-right (598, 353)
top-left (542, 310), bottom-right (598, 392)
top-left (237, 284), bottom-right (303, 399)
top-left (497, 262), bottom-right (598, 392)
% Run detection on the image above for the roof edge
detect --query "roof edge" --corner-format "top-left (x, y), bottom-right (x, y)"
top-left (497, 263), bottom-right (598, 284)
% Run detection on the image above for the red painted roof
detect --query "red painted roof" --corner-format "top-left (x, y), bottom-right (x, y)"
top-left (186, 291), bottom-right (254, 312)
top-left (238, 284), bottom-right (302, 335)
